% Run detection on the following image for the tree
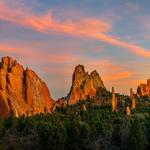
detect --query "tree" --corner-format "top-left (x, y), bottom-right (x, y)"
top-left (128, 118), bottom-right (148, 150)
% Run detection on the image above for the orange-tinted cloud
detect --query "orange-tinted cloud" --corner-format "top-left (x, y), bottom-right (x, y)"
top-left (85, 59), bottom-right (134, 80)
top-left (0, 0), bottom-right (150, 58)
top-left (90, 33), bottom-right (150, 58)
top-left (103, 71), bottom-right (133, 81)
top-left (0, 43), bottom-right (81, 65)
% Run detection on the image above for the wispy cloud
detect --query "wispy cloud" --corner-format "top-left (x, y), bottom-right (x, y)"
top-left (85, 59), bottom-right (134, 80)
top-left (0, 43), bottom-right (81, 65)
top-left (0, 0), bottom-right (150, 58)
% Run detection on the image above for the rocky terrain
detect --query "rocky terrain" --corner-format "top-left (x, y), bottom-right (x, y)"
top-left (1, 56), bottom-right (150, 118)
top-left (0, 56), bottom-right (53, 117)
top-left (0, 56), bottom-right (150, 150)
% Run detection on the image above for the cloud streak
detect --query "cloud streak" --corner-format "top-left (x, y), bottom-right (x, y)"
top-left (0, 0), bottom-right (150, 58)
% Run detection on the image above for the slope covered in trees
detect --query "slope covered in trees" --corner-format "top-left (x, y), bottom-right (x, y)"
top-left (0, 97), bottom-right (150, 150)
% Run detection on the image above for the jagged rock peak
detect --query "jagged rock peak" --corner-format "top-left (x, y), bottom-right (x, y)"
top-left (0, 56), bottom-right (53, 118)
top-left (1, 56), bottom-right (20, 71)
top-left (72, 64), bottom-right (85, 83)
top-left (74, 64), bottom-right (85, 73)
top-left (67, 64), bottom-right (105, 105)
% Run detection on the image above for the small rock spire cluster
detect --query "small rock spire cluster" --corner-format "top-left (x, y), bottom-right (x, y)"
top-left (137, 79), bottom-right (150, 97)
top-left (111, 87), bottom-right (136, 115)
top-left (125, 88), bottom-right (136, 116)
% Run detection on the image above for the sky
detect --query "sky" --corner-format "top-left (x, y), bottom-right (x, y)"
top-left (0, 0), bottom-right (150, 99)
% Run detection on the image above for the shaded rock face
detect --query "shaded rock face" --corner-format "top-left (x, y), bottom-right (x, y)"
top-left (67, 65), bottom-right (105, 105)
top-left (137, 79), bottom-right (150, 97)
top-left (0, 56), bottom-right (53, 117)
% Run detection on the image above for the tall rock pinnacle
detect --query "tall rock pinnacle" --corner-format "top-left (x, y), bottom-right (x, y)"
top-left (0, 56), bottom-right (53, 117)
top-left (130, 88), bottom-right (136, 109)
top-left (111, 87), bottom-right (118, 112)
top-left (67, 64), bottom-right (105, 105)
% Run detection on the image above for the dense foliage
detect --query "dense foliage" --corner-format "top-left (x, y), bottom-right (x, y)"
top-left (0, 98), bottom-right (150, 150)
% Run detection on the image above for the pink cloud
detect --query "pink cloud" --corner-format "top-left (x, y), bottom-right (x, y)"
top-left (84, 59), bottom-right (134, 80)
top-left (0, 0), bottom-right (150, 58)
top-left (0, 42), bottom-right (145, 96)
top-left (0, 43), bottom-right (81, 65)
top-left (103, 71), bottom-right (133, 81)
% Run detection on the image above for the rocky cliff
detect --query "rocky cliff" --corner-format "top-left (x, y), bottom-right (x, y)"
top-left (0, 56), bottom-right (53, 117)
top-left (137, 79), bottom-right (150, 97)
top-left (67, 64), bottom-right (105, 105)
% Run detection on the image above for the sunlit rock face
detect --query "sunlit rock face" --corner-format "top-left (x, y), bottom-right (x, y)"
top-left (67, 64), bottom-right (105, 105)
top-left (111, 87), bottom-right (118, 112)
top-left (137, 79), bottom-right (150, 97)
top-left (0, 56), bottom-right (53, 117)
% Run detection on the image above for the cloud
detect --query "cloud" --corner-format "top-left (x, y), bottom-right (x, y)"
top-left (103, 71), bottom-right (133, 81)
top-left (0, 42), bottom-right (144, 96)
top-left (85, 59), bottom-right (134, 80)
top-left (0, 43), bottom-right (111, 78)
top-left (91, 33), bottom-right (150, 58)
top-left (137, 16), bottom-right (150, 31)
top-left (0, 0), bottom-right (150, 58)
top-left (0, 43), bottom-right (81, 65)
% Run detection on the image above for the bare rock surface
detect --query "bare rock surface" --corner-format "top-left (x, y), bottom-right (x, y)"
top-left (0, 56), bottom-right (53, 117)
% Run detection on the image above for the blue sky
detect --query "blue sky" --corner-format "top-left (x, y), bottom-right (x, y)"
top-left (0, 0), bottom-right (150, 99)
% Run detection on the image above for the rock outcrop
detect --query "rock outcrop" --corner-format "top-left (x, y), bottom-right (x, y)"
top-left (111, 87), bottom-right (118, 112)
top-left (0, 56), bottom-right (53, 117)
top-left (130, 88), bottom-right (136, 109)
top-left (82, 104), bottom-right (87, 111)
top-left (67, 65), bottom-right (105, 105)
top-left (52, 98), bottom-right (67, 112)
top-left (137, 79), bottom-right (150, 97)
top-left (126, 106), bottom-right (131, 116)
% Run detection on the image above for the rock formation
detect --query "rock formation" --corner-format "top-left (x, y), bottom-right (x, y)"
top-left (111, 87), bottom-right (118, 112)
top-left (130, 88), bottom-right (136, 109)
top-left (126, 106), bottom-right (131, 116)
top-left (67, 65), bottom-right (105, 105)
top-left (0, 56), bottom-right (53, 117)
top-left (137, 79), bottom-right (150, 97)
top-left (52, 98), bottom-right (67, 112)
top-left (82, 104), bottom-right (87, 111)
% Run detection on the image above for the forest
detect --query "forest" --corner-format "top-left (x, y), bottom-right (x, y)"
top-left (0, 95), bottom-right (150, 150)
